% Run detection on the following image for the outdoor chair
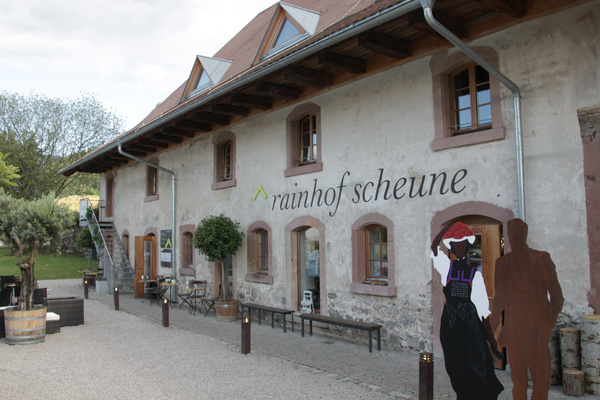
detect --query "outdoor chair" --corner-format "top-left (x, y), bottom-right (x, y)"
top-left (203, 285), bottom-right (221, 316)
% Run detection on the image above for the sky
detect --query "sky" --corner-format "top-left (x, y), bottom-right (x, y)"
top-left (0, 0), bottom-right (277, 130)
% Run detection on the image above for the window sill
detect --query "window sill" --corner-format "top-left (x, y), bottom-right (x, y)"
top-left (350, 282), bottom-right (397, 297)
top-left (212, 179), bottom-right (236, 190)
top-left (285, 162), bottom-right (323, 178)
top-left (144, 194), bottom-right (159, 202)
top-left (245, 273), bottom-right (274, 284)
top-left (432, 127), bottom-right (505, 151)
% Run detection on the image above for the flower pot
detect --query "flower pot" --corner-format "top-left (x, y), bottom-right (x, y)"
top-left (4, 305), bottom-right (47, 345)
top-left (215, 300), bottom-right (239, 321)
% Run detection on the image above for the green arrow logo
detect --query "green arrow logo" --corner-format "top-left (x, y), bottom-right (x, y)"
top-left (253, 185), bottom-right (267, 200)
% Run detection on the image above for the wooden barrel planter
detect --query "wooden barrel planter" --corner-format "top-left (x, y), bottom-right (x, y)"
top-left (4, 305), bottom-right (47, 345)
top-left (215, 300), bottom-right (239, 321)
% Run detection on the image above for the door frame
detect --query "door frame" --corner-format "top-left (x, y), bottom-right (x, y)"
top-left (285, 216), bottom-right (326, 313)
top-left (134, 236), bottom-right (157, 298)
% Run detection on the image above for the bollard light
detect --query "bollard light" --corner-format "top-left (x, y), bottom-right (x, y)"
top-left (113, 287), bottom-right (120, 310)
top-left (419, 352), bottom-right (434, 400)
top-left (84, 279), bottom-right (89, 299)
top-left (162, 298), bottom-right (169, 327)
top-left (241, 316), bottom-right (251, 355)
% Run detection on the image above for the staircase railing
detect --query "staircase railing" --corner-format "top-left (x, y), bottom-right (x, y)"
top-left (81, 198), bottom-right (115, 287)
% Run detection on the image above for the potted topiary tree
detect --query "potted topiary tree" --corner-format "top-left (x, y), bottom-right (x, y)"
top-left (193, 214), bottom-right (244, 321)
top-left (0, 190), bottom-right (72, 344)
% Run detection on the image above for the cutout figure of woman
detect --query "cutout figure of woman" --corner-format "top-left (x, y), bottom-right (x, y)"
top-left (431, 222), bottom-right (503, 400)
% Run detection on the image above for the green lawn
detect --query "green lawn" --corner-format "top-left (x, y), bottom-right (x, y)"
top-left (0, 246), bottom-right (98, 280)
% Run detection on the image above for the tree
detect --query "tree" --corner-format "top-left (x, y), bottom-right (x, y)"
top-left (0, 190), bottom-right (72, 310)
top-left (0, 151), bottom-right (20, 188)
top-left (193, 214), bottom-right (244, 300)
top-left (0, 91), bottom-right (124, 199)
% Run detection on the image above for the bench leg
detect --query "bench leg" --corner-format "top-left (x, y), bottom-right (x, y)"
top-left (283, 315), bottom-right (287, 333)
top-left (377, 328), bottom-right (381, 351)
top-left (369, 330), bottom-right (373, 353)
top-left (271, 311), bottom-right (274, 329)
top-left (301, 318), bottom-right (305, 337)
top-left (258, 309), bottom-right (262, 325)
top-left (309, 320), bottom-right (313, 336)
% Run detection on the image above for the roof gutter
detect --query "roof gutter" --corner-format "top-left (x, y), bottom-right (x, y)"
top-left (118, 142), bottom-right (178, 296)
top-left (60, 0), bottom-right (422, 175)
top-left (419, 0), bottom-right (526, 221)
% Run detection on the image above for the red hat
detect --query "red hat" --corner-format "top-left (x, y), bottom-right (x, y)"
top-left (442, 222), bottom-right (475, 248)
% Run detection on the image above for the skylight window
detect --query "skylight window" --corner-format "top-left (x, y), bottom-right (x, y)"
top-left (196, 70), bottom-right (211, 91)
top-left (274, 18), bottom-right (301, 48)
top-left (254, 3), bottom-right (321, 64)
top-left (181, 56), bottom-right (233, 102)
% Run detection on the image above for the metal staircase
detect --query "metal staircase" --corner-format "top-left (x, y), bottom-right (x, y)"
top-left (82, 199), bottom-right (135, 293)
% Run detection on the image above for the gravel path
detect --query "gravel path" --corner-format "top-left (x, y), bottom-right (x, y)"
top-left (1, 280), bottom-right (389, 400)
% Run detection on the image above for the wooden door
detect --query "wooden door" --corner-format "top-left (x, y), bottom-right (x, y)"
top-left (470, 223), bottom-right (505, 369)
top-left (134, 236), bottom-right (156, 298)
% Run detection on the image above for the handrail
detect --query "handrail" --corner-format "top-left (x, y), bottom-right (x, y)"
top-left (82, 198), bottom-right (115, 281)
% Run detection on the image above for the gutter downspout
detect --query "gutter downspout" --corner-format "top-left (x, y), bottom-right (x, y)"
top-left (118, 142), bottom-right (178, 301)
top-left (420, 0), bottom-right (526, 221)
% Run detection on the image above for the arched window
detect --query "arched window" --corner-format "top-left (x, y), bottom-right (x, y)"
top-left (351, 213), bottom-right (396, 297)
top-left (245, 221), bottom-right (273, 284)
top-left (213, 132), bottom-right (236, 190)
top-left (145, 157), bottom-right (159, 202)
top-left (285, 103), bottom-right (322, 177)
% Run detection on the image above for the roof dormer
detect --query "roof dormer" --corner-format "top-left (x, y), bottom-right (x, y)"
top-left (181, 56), bottom-right (233, 101)
top-left (254, 2), bottom-right (320, 63)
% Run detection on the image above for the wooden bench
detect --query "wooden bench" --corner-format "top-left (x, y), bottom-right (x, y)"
top-left (241, 303), bottom-right (295, 333)
top-left (299, 313), bottom-right (382, 352)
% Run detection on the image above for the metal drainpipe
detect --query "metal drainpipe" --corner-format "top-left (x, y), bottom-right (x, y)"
top-left (118, 142), bottom-right (178, 300)
top-left (420, 0), bottom-right (526, 221)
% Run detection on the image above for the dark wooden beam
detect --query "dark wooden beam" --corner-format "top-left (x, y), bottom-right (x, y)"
top-left (120, 148), bottom-right (147, 157)
top-left (255, 82), bottom-right (301, 100)
top-left (231, 94), bottom-right (272, 110)
top-left (358, 32), bottom-right (412, 60)
top-left (194, 112), bottom-right (230, 126)
top-left (212, 104), bottom-right (250, 117)
top-left (151, 132), bottom-right (183, 144)
top-left (284, 67), bottom-right (332, 89)
top-left (408, 10), bottom-right (465, 38)
top-left (175, 119), bottom-right (212, 132)
top-left (164, 127), bottom-right (196, 138)
top-left (318, 52), bottom-right (366, 75)
top-left (481, 0), bottom-right (527, 18)
top-left (139, 138), bottom-right (169, 148)
top-left (127, 143), bottom-right (157, 152)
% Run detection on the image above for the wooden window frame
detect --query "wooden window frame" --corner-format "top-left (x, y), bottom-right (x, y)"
top-left (350, 213), bottom-right (396, 297)
top-left (285, 103), bottom-right (322, 177)
top-left (145, 157), bottom-right (159, 202)
top-left (257, 229), bottom-right (269, 274)
top-left (212, 132), bottom-right (236, 190)
top-left (430, 48), bottom-right (505, 151)
top-left (365, 225), bottom-right (388, 281)
top-left (255, 7), bottom-right (306, 62)
top-left (449, 62), bottom-right (492, 135)
top-left (246, 221), bottom-right (273, 284)
top-left (179, 224), bottom-right (196, 276)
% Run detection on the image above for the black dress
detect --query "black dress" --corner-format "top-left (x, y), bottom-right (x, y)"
top-left (440, 258), bottom-right (504, 400)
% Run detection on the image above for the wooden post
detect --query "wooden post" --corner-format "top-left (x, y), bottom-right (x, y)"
top-left (561, 327), bottom-right (581, 371)
top-left (563, 370), bottom-right (585, 397)
top-left (84, 279), bottom-right (89, 300)
top-left (419, 352), bottom-right (433, 400)
top-left (113, 287), bottom-right (119, 311)
top-left (581, 315), bottom-right (600, 394)
top-left (241, 316), bottom-right (251, 354)
top-left (162, 299), bottom-right (169, 327)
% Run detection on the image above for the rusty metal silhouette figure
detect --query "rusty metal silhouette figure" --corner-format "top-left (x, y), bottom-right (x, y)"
top-left (491, 218), bottom-right (564, 400)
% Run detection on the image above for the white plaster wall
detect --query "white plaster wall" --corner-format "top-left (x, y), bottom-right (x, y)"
top-left (102, 1), bottom-right (599, 350)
